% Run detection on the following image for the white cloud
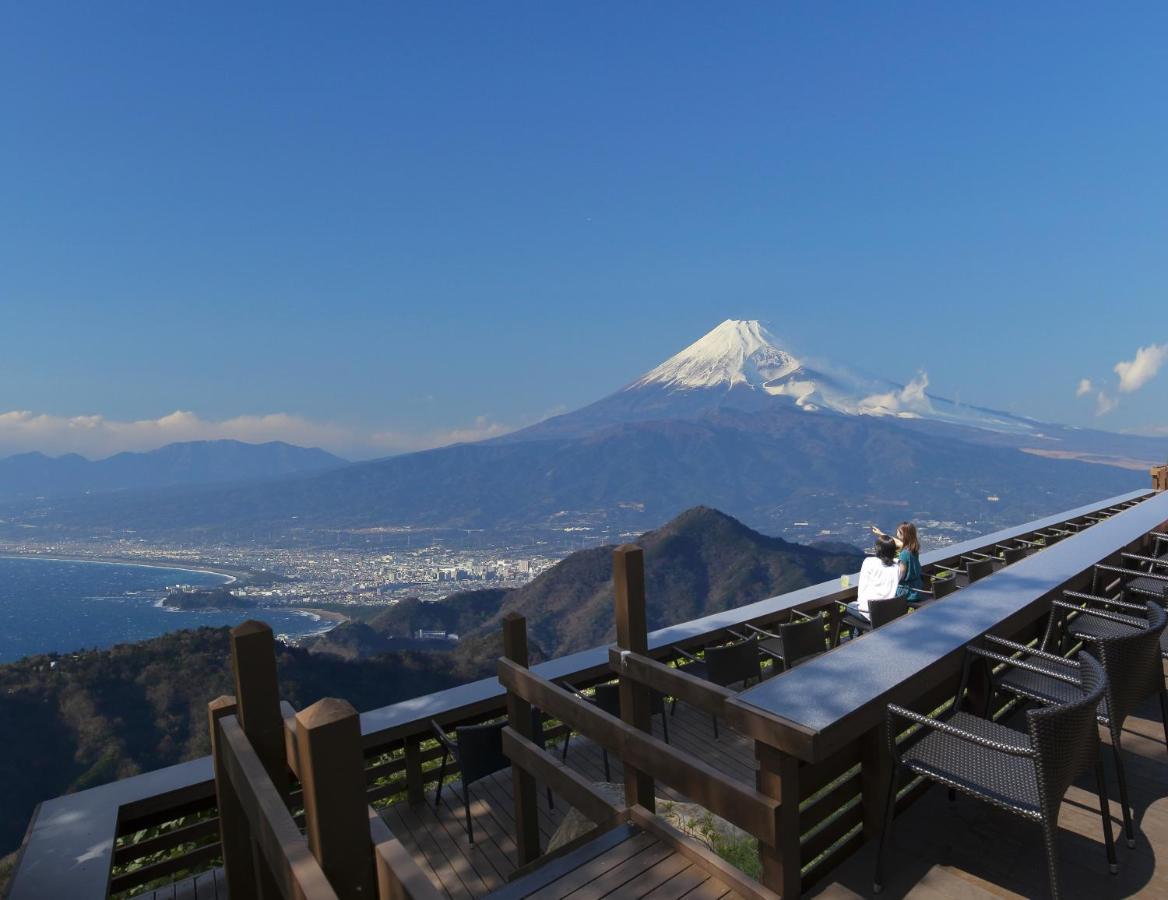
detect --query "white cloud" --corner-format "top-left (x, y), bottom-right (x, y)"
top-left (1095, 391), bottom-right (1118, 416)
top-left (1114, 343), bottom-right (1168, 393)
top-left (0, 409), bottom-right (525, 460)
top-left (858, 371), bottom-right (933, 418)
top-left (1075, 378), bottom-right (1093, 398)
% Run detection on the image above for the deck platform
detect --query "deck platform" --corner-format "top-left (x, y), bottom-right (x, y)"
top-left (380, 701), bottom-right (756, 899)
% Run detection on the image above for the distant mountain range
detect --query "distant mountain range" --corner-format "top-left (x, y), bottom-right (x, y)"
top-left (1, 321), bottom-right (1164, 541)
top-left (310, 506), bottom-right (864, 660)
top-left (0, 440), bottom-right (345, 499)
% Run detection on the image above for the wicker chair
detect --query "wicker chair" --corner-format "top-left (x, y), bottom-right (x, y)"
top-left (733, 612), bottom-right (828, 675)
top-left (929, 574), bottom-right (959, 599)
top-left (1001, 545), bottom-right (1028, 565)
top-left (966, 557), bottom-right (995, 582)
top-left (990, 601), bottom-right (1168, 849)
top-left (431, 719), bottom-right (509, 844)
top-left (671, 638), bottom-right (761, 737)
top-left (560, 681), bottom-right (668, 780)
top-left (875, 653), bottom-right (1114, 900)
top-left (841, 595), bottom-right (908, 640)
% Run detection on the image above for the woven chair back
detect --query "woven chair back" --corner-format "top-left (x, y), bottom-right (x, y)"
top-left (454, 720), bottom-right (509, 785)
top-left (777, 615), bottom-right (827, 668)
top-left (931, 576), bottom-right (958, 599)
top-left (1001, 546), bottom-right (1027, 565)
top-left (1027, 653), bottom-right (1107, 814)
top-left (1090, 601), bottom-right (1167, 727)
top-left (869, 596), bottom-right (909, 629)
top-left (966, 558), bottom-right (995, 582)
top-left (705, 639), bottom-right (762, 687)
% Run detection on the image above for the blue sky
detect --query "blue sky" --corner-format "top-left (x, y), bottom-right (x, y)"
top-left (2, 3), bottom-right (1166, 458)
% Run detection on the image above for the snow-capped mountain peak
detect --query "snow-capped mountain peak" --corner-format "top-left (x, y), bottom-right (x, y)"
top-left (624, 318), bottom-right (1039, 435)
top-left (628, 320), bottom-right (800, 391)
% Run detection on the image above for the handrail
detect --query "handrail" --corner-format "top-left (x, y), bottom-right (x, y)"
top-left (500, 727), bottom-right (626, 828)
top-left (497, 657), bottom-right (782, 846)
top-left (607, 647), bottom-right (735, 715)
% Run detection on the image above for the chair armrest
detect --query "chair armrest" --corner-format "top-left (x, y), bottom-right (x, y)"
top-left (745, 623), bottom-right (781, 640)
top-left (966, 645), bottom-right (1081, 688)
top-left (790, 609), bottom-right (817, 622)
top-left (1052, 599), bottom-right (1150, 629)
top-left (981, 634), bottom-right (1076, 666)
top-left (1122, 552), bottom-right (1168, 569)
top-left (672, 646), bottom-right (701, 663)
top-left (1095, 564), bottom-right (1168, 582)
top-left (887, 705), bottom-right (1035, 758)
top-left (430, 720), bottom-right (457, 754)
top-left (1063, 590), bottom-right (1149, 615)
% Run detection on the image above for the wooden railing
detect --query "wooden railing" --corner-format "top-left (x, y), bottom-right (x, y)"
top-left (205, 621), bottom-right (442, 900)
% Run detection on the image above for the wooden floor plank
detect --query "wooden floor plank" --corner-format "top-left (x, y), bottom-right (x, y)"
top-left (525, 834), bottom-right (659, 900)
top-left (638, 863), bottom-right (713, 900)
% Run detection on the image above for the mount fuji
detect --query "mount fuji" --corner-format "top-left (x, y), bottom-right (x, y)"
top-left (516, 319), bottom-right (1043, 441)
top-left (3, 321), bottom-right (1164, 546)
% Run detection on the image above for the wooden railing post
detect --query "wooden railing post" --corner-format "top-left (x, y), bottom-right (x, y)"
top-left (296, 698), bottom-right (377, 898)
top-left (613, 544), bottom-right (655, 811)
top-left (502, 612), bottom-right (541, 867)
top-left (230, 620), bottom-right (288, 796)
top-left (403, 735), bottom-right (425, 806)
top-left (209, 695), bottom-right (257, 899)
top-left (755, 742), bottom-right (801, 898)
top-left (1152, 464), bottom-right (1168, 492)
top-left (229, 620), bottom-right (287, 898)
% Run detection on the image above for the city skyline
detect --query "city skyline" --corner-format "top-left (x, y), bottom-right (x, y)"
top-left (3, 5), bottom-right (1167, 458)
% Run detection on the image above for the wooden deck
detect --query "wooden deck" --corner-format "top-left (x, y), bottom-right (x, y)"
top-left (810, 692), bottom-right (1168, 899)
top-left (380, 701), bottom-right (758, 899)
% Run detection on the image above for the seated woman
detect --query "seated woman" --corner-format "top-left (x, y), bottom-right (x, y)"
top-left (872, 521), bottom-right (925, 603)
top-left (894, 521), bottom-right (924, 602)
top-left (846, 535), bottom-right (900, 622)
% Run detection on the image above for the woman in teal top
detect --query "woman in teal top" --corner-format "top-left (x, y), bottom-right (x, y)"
top-left (872, 521), bottom-right (924, 602)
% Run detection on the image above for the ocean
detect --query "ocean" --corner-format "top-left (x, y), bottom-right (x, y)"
top-left (0, 556), bottom-right (335, 664)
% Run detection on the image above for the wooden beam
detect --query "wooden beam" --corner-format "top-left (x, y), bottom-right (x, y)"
top-left (208, 695), bottom-right (261, 900)
top-left (613, 544), bottom-right (655, 811)
top-left (218, 714), bottom-right (339, 900)
top-left (628, 805), bottom-right (780, 900)
top-left (608, 647), bottom-right (734, 715)
top-left (497, 658), bottom-right (779, 844)
top-left (501, 612), bottom-right (541, 867)
top-left (296, 698), bottom-right (377, 898)
top-left (501, 727), bottom-right (626, 828)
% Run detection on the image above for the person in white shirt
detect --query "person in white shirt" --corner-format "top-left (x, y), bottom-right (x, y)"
top-left (846, 536), bottom-right (900, 621)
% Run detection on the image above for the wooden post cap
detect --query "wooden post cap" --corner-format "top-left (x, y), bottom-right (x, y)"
top-left (296, 697), bottom-right (359, 731)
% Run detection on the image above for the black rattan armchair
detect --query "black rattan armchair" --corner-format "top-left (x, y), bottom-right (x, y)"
top-left (560, 681), bottom-right (668, 781)
top-left (432, 719), bottom-right (509, 844)
top-left (731, 612), bottom-right (828, 675)
top-left (1057, 586), bottom-right (1168, 665)
top-left (670, 638), bottom-right (761, 738)
top-left (875, 652), bottom-right (1114, 900)
top-left (840, 595), bottom-right (908, 640)
top-left (989, 601), bottom-right (1168, 849)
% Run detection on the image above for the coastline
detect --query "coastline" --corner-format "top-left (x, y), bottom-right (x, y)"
top-left (0, 553), bottom-right (241, 585)
top-left (291, 606), bottom-right (350, 624)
